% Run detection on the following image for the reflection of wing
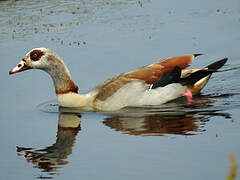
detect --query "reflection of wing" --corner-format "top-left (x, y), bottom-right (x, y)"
top-left (92, 55), bottom-right (196, 101)
top-left (103, 108), bottom-right (231, 136)
top-left (103, 113), bottom-right (200, 136)
top-left (17, 113), bottom-right (81, 177)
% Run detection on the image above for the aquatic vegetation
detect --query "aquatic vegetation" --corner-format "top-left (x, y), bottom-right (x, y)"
top-left (226, 153), bottom-right (238, 180)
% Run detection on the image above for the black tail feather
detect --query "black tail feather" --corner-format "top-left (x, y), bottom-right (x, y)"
top-left (193, 53), bottom-right (204, 58)
top-left (179, 70), bottom-right (214, 86)
top-left (152, 58), bottom-right (228, 88)
top-left (205, 58), bottom-right (228, 70)
top-left (179, 58), bottom-right (228, 86)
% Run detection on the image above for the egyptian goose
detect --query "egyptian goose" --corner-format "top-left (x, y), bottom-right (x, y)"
top-left (9, 48), bottom-right (227, 111)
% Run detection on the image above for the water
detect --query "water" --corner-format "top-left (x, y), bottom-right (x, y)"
top-left (1, 0), bottom-right (240, 179)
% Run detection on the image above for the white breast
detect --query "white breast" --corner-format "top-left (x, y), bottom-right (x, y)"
top-left (95, 81), bottom-right (186, 111)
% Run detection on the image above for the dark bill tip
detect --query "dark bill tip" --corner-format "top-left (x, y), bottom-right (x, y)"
top-left (9, 70), bottom-right (14, 75)
top-left (9, 60), bottom-right (30, 75)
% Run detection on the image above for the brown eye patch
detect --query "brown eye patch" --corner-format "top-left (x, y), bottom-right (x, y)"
top-left (30, 50), bottom-right (44, 61)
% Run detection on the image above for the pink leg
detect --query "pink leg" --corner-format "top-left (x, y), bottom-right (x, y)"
top-left (181, 90), bottom-right (214, 104)
top-left (182, 90), bottom-right (194, 104)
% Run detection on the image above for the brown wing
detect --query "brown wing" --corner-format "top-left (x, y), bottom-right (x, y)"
top-left (92, 54), bottom-right (196, 101)
top-left (124, 54), bottom-right (195, 84)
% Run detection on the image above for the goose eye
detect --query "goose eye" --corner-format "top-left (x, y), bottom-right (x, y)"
top-left (30, 50), bottom-right (44, 61)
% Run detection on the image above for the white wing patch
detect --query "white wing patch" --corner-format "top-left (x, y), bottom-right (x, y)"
top-left (95, 81), bottom-right (186, 111)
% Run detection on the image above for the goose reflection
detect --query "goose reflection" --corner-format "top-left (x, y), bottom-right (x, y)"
top-left (16, 100), bottom-right (232, 178)
top-left (103, 110), bottom-right (231, 136)
top-left (17, 113), bottom-right (81, 177)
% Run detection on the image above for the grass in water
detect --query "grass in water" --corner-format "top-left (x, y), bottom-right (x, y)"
top-left (226, 153), bottom-right (238, 180)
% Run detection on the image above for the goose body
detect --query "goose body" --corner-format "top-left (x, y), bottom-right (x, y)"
top-left (9, 48), bottom-right (227, 111)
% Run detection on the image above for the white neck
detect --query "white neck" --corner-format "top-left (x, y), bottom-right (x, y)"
top-left (37, 51), bottom-right (95, 108)
top-left (57, 92), bottom-right (94, 108)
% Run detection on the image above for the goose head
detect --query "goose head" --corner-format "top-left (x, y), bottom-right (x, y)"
top-left (9, 48), bottom-right (78, 94)
top-left (10, 48), bottom-right (63, 74)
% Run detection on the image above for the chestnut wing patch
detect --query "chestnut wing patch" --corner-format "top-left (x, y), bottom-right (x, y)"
top-left (124, 54), bottom-right (194, 84)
